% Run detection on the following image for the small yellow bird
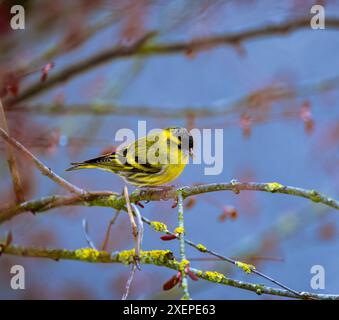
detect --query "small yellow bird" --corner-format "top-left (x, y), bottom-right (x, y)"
top-left (66, 127), bottom-right (193, 187)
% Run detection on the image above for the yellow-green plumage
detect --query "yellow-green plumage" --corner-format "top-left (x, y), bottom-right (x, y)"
top-left (66, 127), bottom-right (193, 187)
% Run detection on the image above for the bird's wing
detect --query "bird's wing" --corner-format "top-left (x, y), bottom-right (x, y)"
top-left (119, 131), bottom-right (165, 173)
top-left (66, 130), bottom-right (176, 174)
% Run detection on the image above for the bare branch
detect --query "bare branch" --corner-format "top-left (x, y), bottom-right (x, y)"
top-left (101, 210), bottom-right (121, 251)
top-left (0, 127), bottom-right (85, 196)
top-left (0, 99), bottom-right (25, 203)
top-left (82, 219), bottom-right (97, 250)
top-left (6, 18), bottom-right (339, 106)
top-left (11, 75), bottom-right (339, 118)
top-left (131, 203), bottom-right (144, 261)
top-left (124, 186), bottom-right (140, 263)
top-left (6, 32), bottom-right (156, 106)
top-left (122, 264), bottom-right (137, 300)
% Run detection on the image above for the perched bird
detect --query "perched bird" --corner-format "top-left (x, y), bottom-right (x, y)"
top-left (66, 127), bottom-right (193, 187)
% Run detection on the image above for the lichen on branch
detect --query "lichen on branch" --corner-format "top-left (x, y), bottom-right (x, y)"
top-left (2, 244), bottom-right (339, 300)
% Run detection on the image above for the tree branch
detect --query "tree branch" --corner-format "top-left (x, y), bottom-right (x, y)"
top-left (6, 18), bottom-right (339, 106)
top-left (0, 99), bottom-right (25, 203)
top-left (176, 190), bottom-right (190, 299)
top-left (2, 245), bottom-right (338, 300)
top-left (6, 32), bottom-right (156, 106)
top-left (0, 127), bottom-right (85, 196)
top-left (144, 215), bottom-right (301, 297)
top-left (8, 74), bottom-right (339, 119)
top-left (1, 181), bottom-right (338, 224)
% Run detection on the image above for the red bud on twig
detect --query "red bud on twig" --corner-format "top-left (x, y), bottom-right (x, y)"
top-left (163, 273), bottom-right (180, 291)
top-left (160, 234), bottom-right (177, 241)
top-left (240, 113), bottom-right (252, 138)
top-left (300, 101), bottom-right (314, 134)
top-left (185, 266), bottom-right (199, 281)
top-left (41, 62), bottom-right (55, 82)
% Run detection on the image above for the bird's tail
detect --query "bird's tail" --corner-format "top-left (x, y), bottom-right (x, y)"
top-left (65, 153), bottom-right (116, 172)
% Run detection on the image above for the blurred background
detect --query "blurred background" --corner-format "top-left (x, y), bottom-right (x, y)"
top-left (0, 0), bottom-right (339, 299)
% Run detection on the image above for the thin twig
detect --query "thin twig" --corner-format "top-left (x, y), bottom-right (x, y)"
top-left (0, 99), bottom-right (24, 203)
top-left (123, 186), bottom-right (140, 267)
top-left (101, 210), bottom-right (121, 251)
top-left (177, 190), bottom-right (190, 299)
top-left (131, 203), bottom-right (144, 261)
top-left (122, 264), bottom-right (137, 300)
top-left (119, 204), bottom-right (143, 299)
top-left (0, 127), bottom-right (85, 196)
top-left (82, 219), bottom-right (97, 250)
top-left (141, 214), bottom-right (301, 298)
